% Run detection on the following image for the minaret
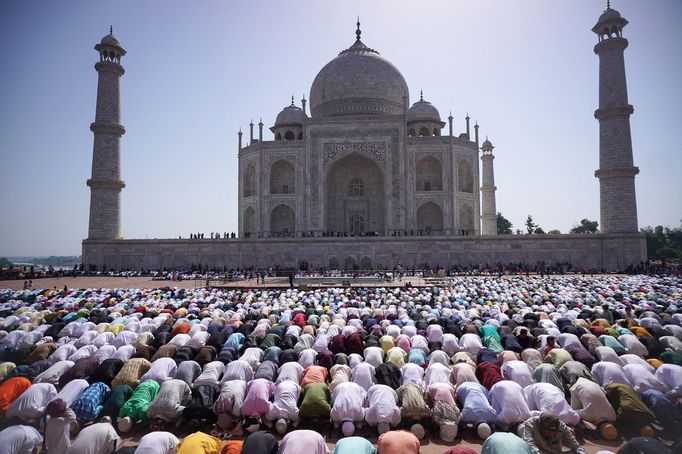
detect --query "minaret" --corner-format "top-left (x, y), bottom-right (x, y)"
top-left (87, 27), bottom-right (126, 240)
top-left (592, 3), bottom-right (639, 233)
top-left (480, 138), bottom-right (497, 236)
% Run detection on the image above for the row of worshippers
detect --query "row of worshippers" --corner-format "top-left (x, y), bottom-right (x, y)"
top-left (0, 275), bottom-right (679, 452)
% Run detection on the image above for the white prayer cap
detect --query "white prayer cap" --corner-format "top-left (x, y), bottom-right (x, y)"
top-left (118, 416), bottom-right (132, 433)
top-left (477, 422), bottom-right (492, 439)
top-left (342, 420), bottom-right (355, 437)
top-left (411, 423), bottom-right (425, 440)
top-left (439, 421), bottom-right (457, 442)
top-left (276, 418), bottom-right (288, 434)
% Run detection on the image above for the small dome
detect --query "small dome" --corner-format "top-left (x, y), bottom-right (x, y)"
top-left (407, 97), bottom-right (441, 123)
top-left (598, 8), bottom-right (621, 23)
top-left (275, 102), bottom-right (307, 126)
top-left (101, 34), bottom-right (122, 48)
top-left (481, 139), bottom-right (494, 150)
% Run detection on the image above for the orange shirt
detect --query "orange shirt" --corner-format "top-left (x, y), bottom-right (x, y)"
top-left (0, 377), bottom-right (31, 413)
top-left (301, 365), bottom-right (328, 388)
top-left (221, 440), bottom-right (244, 454)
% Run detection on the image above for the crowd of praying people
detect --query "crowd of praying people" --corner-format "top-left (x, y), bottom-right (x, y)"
top-left (0, 274), bottom-right (679, 453)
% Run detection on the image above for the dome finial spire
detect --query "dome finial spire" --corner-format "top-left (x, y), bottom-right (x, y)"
top-left (109, 25), bottom-right (113, 35)
top-left (420, 90), bottom-right (423, 101)
top-left (356, 16), bottom-right (361, 41)
top-left (606, 0), bottom-right (610, 9)
top-left (291, 94), bottom-right (295, 106)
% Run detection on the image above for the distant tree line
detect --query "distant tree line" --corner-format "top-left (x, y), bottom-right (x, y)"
top-left (642, 223), bottom-right (682, 260)
top-left (496, 213), bottom-right (599, 236)
top-left (0, 257), bottom-right (12, 267)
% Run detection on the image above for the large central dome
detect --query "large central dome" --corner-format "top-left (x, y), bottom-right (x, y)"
top-left (309, 24), bottom-right (409, 118)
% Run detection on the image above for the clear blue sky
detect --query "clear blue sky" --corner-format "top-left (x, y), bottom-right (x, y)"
top-left (1, 0), bottom-right (680, 256)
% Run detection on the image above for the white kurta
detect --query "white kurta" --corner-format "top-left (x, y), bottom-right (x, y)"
top-left (7, 383), bottom-right (57, 420)
top-left (266, 380), bottom-right (301, 422)
top-left (140, 358), bottom-right (178, 385)
top-left (622, 364), bottom-right (667, 394)
top-left (489, 380), bottom-right (532, 430)
top-left (365, 384), bottom-right (401, 427)
top-left (524, 382), bottom-right (580, 426)
top-left (330, 381), bottom-right (367, 423)
top-left (569, 377), bottom-right (616, 424)
top-left (501, 361), bottom-right (535, 389)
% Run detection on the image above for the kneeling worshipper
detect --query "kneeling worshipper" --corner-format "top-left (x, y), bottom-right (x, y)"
top-left (456, 381), bottom-right (497, 440)
top-left (0, 376), bottom-right (31, 416)
top-left (0, 425), bottom-right (42, 454)
top-left (376, 430), bottom-right (420, 454)
top-left (43, 398), bottom-right (77, 454)
top-left (330, 381), bottom-right (367, 436)
top-left (569, 377), bottom-right (618, 440)
top-left (66, 422), bottom-right (120, 454)
top-left (522, 413), bottom-right (587, 454)
top-left (146, 378), bottom-right (192, 431)
top-left (182, 382), bottom-right (220, 432)
top-left (5, 382), bottom-right (56, 423)
top-left (425, 381), bottom-right (460, 442)
top-left (524, 382), bottom-right (580, 426)
top-left (490, 380), bottom-right (532, 433)
top-left (616, 437), bottom-right (674, 454)
top-left (100, 384), bottom-right (134, 422)
top-left (365, 384), bottom-right (401, 435)
top-left (241, 378), bottom-right (275, 432)
top-left (133, 431), bottom-right (180, 454)
top-left (70, 382), bottom-right (111, 425)
top-left (397, 382), bottom-right (431, 435)
top-left (240, 430), bottom-right (278, 454)
top-left (604, 383), bottom-right (657, 437)
top-left (298, 382), bottom-right (332, 425)
top-left (331, 436), bottom-right (375, 454)
top-left (118, 380), bottom-right (160, 433)
top-left (278, 430), bottom-right (329, 454)
top-left (213, 379), bottom-right (247, 433)
top-left (481, 432), bottom-right (533, 454)
top-left (175, 431), bottom-right (221, 454)
top-left (265, 380), bottom-right (301, 434)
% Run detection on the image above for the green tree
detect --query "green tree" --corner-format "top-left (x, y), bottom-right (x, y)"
top-left (497, 212), bottom-right (513, 235)
top-left (570, 219), bottom-right (599, 234)
top-left (534, 227), bottom-right (546, 234)
top-left (547, 229), bottom-right (561, 235)
top-left (525, 215), bottom-right (537, 234)
top-left (642, 224), bottom-right (682, 260)
top-left (0, 257), bottom-right (12, 267)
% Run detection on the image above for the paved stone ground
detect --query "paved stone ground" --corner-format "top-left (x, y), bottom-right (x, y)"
top-left (0, 275), bottom-right (429, 291)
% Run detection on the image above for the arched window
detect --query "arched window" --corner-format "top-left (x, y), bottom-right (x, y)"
top-left (270, 204), bottom-right (295, 235)
top-left (343, 256), bottom-right (357, 270)
top-left (275, 132), bottom-right (282, 140)
top-left (408, 129), bottom-right (416, 137)
top-left (270, 160), bottom-right (295, 194)
top-left (297, 132), bottom-right (303, 140)
top-left (360, 256), bottom-right (372, 270)
top-left (433, 128), bottom-right (440, 136)
top-left (349, 213), bottom-right (365, 235)
top-left (416, 156), bottom-right (442, 192)
top-left (417, 202), bottom-right (444, 235)
top-left (348, 177), bottom-right (364, 197)
top-left (458, 159), bottom-right (474, 193)
top-left (419, 127), bottom-right (430, 137)
top-left (243, 207), bottom-right (255, 237)
top-left (459, 203), bottom-right (474, 233)
top-left (328, 257), bottom-right (339, 270)
top-left (243, 164), bottom-right (256, 197)
top-left (284, 131), bottom-right (295, 140)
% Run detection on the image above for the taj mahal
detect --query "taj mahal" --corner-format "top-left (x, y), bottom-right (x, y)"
top-left (82, 6), bottom-right (646, 271)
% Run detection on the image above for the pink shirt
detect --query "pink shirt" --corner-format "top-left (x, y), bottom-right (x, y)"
top-left (240, 378), bottom-right (273, 417)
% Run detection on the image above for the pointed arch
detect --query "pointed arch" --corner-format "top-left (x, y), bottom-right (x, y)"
top-left (416, 156), bottom-right (442, 192)
top-left (270, 159), bottom-right (295, 194)
top-left (417, 201), bottom-right (444, 235)
top-left (459, 203), bottom-right (474, 233)
top-left (270, 204), bottom-right (295, 235)
top-left (458, 159), bottom-right (473, 193)
top-left (243, 207), bottom-right (255, 237)
top-left (243, 164), bottom-right (256, 197)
